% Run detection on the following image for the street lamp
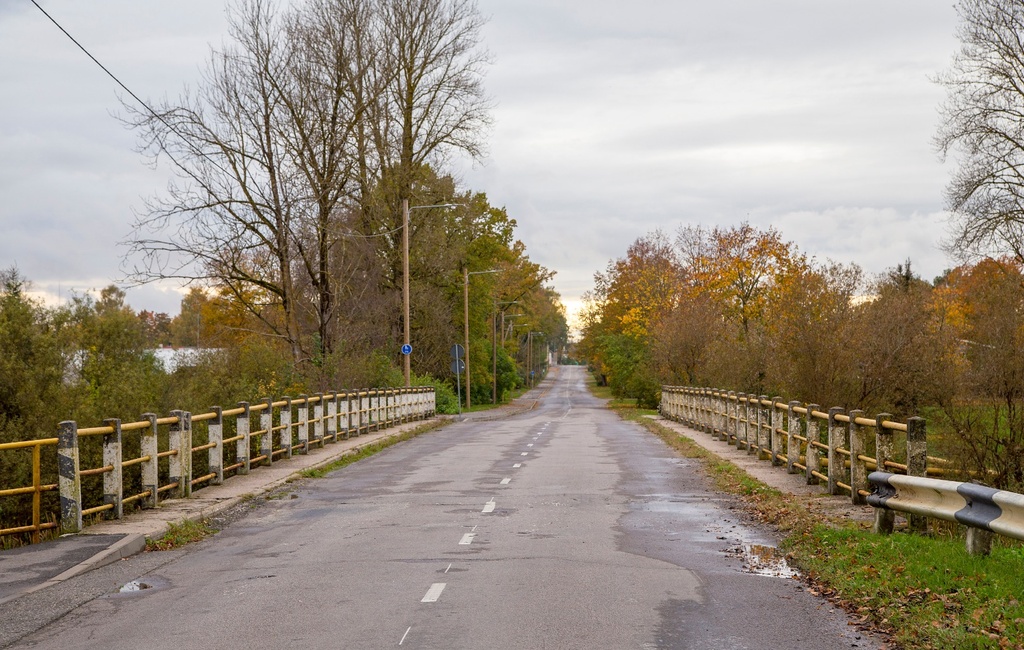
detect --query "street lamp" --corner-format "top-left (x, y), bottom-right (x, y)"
top-left (464, 267), bottom-right (498, 409)
top-left (402, 199), bottom-right (462, 387)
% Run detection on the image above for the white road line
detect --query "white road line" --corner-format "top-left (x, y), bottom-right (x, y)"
top-left (513, 463), bottom-right (521, 468)
top-left (500, 477), bottom-right (511, 485)
top-left (472, 525), bottom-right (478, 531)
top-left (421, 583), bottom-right (446, 603)
top-left (527, 443), bottom-right (534, 447)
top-left (482, 499), bottom-right (496, 513)
top-left (521, 452), bottom-right (528, 456)
top-left (459, 533), bottom-right (476, 545)
top-left (399, 627), bottom-right (412, 645)
top-left (444, 563), bottom-right (452, 573)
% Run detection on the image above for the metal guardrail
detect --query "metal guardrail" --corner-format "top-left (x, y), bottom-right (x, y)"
top-left (1, 387), bottom-right (436, 544)
top-left (868, 471), bottom-right (1024, 555)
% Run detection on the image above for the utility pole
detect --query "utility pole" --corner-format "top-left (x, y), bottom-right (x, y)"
top-left (464, 266), bottom-right (470, 409)
top-left (402, 198), bottom-right (410, 387)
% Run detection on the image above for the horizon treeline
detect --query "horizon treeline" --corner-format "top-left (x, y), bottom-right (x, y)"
top-left (580, 223), bottom-right (1024, 490)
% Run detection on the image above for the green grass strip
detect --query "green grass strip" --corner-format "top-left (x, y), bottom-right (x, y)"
top-left (299, 420), bottom-right (445, 479)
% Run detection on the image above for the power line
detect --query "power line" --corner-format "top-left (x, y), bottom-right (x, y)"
top-left (31, 1), bottom-right (164, 129)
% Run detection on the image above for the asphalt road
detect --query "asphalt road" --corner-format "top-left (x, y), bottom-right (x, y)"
top-left (2, 366), bottom-right (881, 649)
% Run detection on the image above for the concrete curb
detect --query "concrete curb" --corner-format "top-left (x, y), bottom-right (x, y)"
top-left (0, 533), bottom-right (146, 606)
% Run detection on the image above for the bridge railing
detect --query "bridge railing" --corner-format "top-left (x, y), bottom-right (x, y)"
top-left (660, 385), bottom-right (1024, 554)
top-left (1, 386), bottom-right (435, 544)
top-left (661, 387), bottom-right (928, 502)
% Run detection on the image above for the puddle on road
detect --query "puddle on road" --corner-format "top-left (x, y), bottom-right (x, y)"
top-left (112, 576), bottom-right (169, 596)
top-left (119, 580), bottom-right (153, 593)
top-left (727, 544), bottom-right (800, 578)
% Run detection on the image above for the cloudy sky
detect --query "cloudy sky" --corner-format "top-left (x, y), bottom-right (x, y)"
top-left (1, 1), bottom-right (961, 324)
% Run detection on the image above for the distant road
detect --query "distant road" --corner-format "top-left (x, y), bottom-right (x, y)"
top-left (6, 366), bottom-right (879, 649)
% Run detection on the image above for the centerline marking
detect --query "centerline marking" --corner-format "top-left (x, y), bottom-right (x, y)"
top-left (399, 627), bottom-right (412, 645)
top-left (482, 499), bottom-right (496, 513)
top-left (500, 477), bottom-right (511, 485)
top-left (421, 583), bottom-right (446, 603)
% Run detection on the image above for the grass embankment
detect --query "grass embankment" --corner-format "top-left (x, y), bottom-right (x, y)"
top-left (600, 387), bottom-right (1024, 650)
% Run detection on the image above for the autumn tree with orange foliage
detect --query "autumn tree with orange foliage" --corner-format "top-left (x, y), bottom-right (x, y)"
top-left (579, 231), bottom-right (680, 407)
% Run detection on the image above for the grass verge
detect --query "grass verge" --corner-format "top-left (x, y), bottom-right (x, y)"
top-left (299, 420), bottom-right (445, 479)
top-left (607, 393), bottom-right (1024, 649)
top-left (146, 518), bottom-right (217, 551)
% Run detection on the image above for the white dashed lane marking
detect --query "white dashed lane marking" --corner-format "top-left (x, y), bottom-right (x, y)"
top-left (421, 583), bottom-right (446, 603)
top-left (500, 477), bottom-right (511, 485)
top-left (513, 463), bottom-right (521, 468)
top-left (459, 533), bottom-right (476, 545)
top-left (399, 627), bottom-right (412, 645)
top-left (521, 452), bottom-right (528, 456)
top-left (482, 499), bottom-right (496, 513)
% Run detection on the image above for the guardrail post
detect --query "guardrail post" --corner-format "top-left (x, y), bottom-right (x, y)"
top-left (141, 413), bottom-right (159, 507)
top-left (169, 410), bottom-right (192, 498)
top-left (758, 396), bottom-right (771, 460)
top-left (58, 420), bottom-right (82, 534)
top-left (297, 396), bottom-right (309, 455)
top-left (280, 397), bottom-right (293, 459)
top-left (735, 394), bottom-right (746, 450)
top-left (849, 410), bottom-right (867, 505)
top-left (770, 397), bottom-right (784, 466)
top-left (326, 393), bottom-right (339, 443)
top-left (873, 413), bottom-right (894, 534)
top-left (966, 526), bottom-right (994, 556)
top-left (343, 392), bottom-right (352, 438)
top-left (360, 391), bottom-right (368, 435)
top-left (314, 394), bottom-right (324, 447)
top-left (236, 402), bottom-right (251, 475)
top-left (102, 418), bottom-right (123, 519)
top-left (725, 391), bottom-right (735, 444)
top-left (261, 399), bottom-right (273, 466)
top-left (710, 391), bottom-right (721, 440)
top-left (786, 401), bottom-right (801, 474)
top-left (907, 416), bottom-right (928, 533)
top-left (827, 407), bottom-right (845, 495)
top-left (209, 406), bottom-right (223, 486)
top-left (372, 390), bottom-right (381, 431)
top-left (805, 405), bottom-right (820, 485)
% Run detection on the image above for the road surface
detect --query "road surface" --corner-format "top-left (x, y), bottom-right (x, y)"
top-left (3, 366), bottom-right (880, 649)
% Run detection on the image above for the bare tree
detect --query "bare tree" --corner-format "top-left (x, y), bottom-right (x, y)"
top-left (123, 0), bottom-right (491, 369)
top-left (937, 0), bottom-right (1024, 263)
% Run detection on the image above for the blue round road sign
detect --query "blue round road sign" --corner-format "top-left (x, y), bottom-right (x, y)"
top-left (401, 344), bottom-right (412, 355)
